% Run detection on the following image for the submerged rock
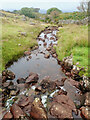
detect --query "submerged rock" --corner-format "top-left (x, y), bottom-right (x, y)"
top-left (30, 98), bottom-right (47, 119)
top-left (44, 53), bottom-right (50, 59)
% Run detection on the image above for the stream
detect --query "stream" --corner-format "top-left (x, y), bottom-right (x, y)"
top-left (2, 26), bottom-right (84, 119)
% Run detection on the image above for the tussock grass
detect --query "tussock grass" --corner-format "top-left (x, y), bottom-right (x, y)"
top-left (2, 12), bottom-right (47, 70)
top-left (55, 24), bottom-right (88, 76)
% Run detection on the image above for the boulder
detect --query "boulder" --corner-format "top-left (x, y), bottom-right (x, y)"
top-left (43, 42), bottom-right (47, 46)
top-left (80, 106), bottom-right (90, 120)
top-left (26, 73), bottom-right (39, 84)
top-left (52, 54), bottom-right (57, 58)
top-left (57, 89), bottom-right (67, 95)
top-left (50, 95), bottom-right (77, 119)
top-left (18, 96), bottom-right (34, 107)
top-left (44, 53), bottom-right (50, 59)
top-left (3, 111), bottom-right (13, 119)
top-left (2, 70), bottom-right (15, 81)
top-left (30, 98), bottom-right (47, 119)
top-left (84, 92), bottom-right (90, 106)
top-left (10, 103), bottom-right (26, 119)
top-left (17, 78), bottom-right (25, 84)
top-left (50, 103), bottom-right (73, 119)
top-left (24, 51), bottom-right (31, 56)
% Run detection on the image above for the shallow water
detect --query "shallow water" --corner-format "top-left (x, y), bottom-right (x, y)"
top-left (7, 30), bottom-right (65, 84)
top-left (6, 28), bottom-right (84, 119)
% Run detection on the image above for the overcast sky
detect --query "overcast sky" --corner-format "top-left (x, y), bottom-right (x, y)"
top-left (0, 0), bottom-right (83, 12)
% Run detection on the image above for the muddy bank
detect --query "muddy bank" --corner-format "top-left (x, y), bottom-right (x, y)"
top-left (1, 26), bottom-right (89, 119)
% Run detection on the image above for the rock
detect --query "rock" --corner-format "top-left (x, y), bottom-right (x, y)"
top-left (17, 83), bottom-right (29, 90)
top-left (30, 22), bottom-right (35, 25)
top-left (55, 78), bottom-right (67, 87)
top-left (2, 70), bottom-right (15, 80)
top-left (50, 95), bottom-right (77, 119)
top-left (57, 89), bottom-right (67, 95)
top-left (44, 34), bottom-right (47, 38)
top-left (50, 37), bottom-right (55, 40)
top-left (63, 56), bottom-right (73, 71)
top-left (10, 103), bottom-right (26, 119)
top-left (33, 46), bottom-right (39, 50)
top-left (39, 77), bottom-right (56, 93)
top-left (43, 42), bottom-right (47, 46)
top-left (46, 47), bottom-right (51, 51)
top-left (50, 103), bottom-right (73, 119)
top-left (35, 86), bottom-right (42, 92)
top-left (10, 89), bottom-right (20, 96)
top-left (30, 98), bottom-right (47, 119)
top-left (24, 51), bottom-right (31, 56)
top-left (83, 79), bottom-right (90, 91)
top-left (23, 103), bottom-right (32, 115)
top-left (67, 79), bottom-right (81, 89)
top-left (52, 54), bottom-right (57, 58)
top-left (28, 55), bottom-right (32, 59)
top-left (26, 73), bottom-right (39, 84)
top-left (21, 32), bottom-right (27, 36)
top-left (18, 96), bottom-right (34, 107)
top-left (44, 53), bottom-right (50, 59)
top-left (17, 78), bottom-right (25, 84)
top-left (65, 72), bottom-right (71, 77)
top-left (3, 111), bottom-right (13, 119)
top-left (80, 106), bottom-right (90, 119)
top-left (84, 92), bottom-right (90, 106)
top-left (51, 48), bottom-right (56, 54)
top-left (2, 82), bottom-right (10, 88)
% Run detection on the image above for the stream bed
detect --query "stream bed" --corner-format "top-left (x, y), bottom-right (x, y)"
top-left (1, 26), bottom-right (84, 119)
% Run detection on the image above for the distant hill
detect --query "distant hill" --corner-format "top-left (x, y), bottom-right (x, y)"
top-left (39, 9), bottom-right (47, 14)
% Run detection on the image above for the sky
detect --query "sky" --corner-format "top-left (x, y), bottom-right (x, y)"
top-left (0, 0), bottom-right (85, 12)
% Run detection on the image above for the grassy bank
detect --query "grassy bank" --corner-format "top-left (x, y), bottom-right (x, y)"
top-left (55, 24), bottom-right (89, 76)
top-left (2, 12), bottom-right (48, 70)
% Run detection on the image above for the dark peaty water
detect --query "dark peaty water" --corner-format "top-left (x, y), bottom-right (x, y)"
top-left (7, 30), bottom-right (65, 84)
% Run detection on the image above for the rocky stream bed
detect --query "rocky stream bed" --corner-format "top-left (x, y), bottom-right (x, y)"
top-left (1, 26), bottom-right (90, 120)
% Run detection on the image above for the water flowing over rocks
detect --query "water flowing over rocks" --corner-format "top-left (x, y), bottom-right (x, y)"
top-left (1, 26), bottom-right (87, 119)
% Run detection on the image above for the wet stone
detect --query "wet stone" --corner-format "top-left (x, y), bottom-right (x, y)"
top-left (10, 103), bottom-right (26, 119)
top-left (44, 53), bottom-right (50, 59)
top-left (17, 78), bottom-right (26, 84)
top-left (10, 88), bottom-right (20, 96)
top-left (18, 96), bottom-right (34, 107)
top-left (43, 42), bottom-right (47, 46)
top-left (80, 106), bottom-right (90, 120)
top-left (3, 111), bottom-right (13, 119)
top-left (26, 73), bottom-right (39, 84)
top-left (49, 95), bottom-right (77, 119)
top-left (2, 70), bottom-right (15, 81)
top-left (57, 89), bottom-right (67, 95)
top-left (24, 51), bottom-right (31, 56)
top-left (30, 98), bottom-right (47, 119)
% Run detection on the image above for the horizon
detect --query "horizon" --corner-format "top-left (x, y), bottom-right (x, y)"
top-left (0, 0), bottom-right (82, 13)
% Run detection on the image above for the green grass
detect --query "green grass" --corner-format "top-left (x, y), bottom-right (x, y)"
top-left (55, 24), bottom-right (89, 76)
top-left (2, 12), bottom-right (48, 70)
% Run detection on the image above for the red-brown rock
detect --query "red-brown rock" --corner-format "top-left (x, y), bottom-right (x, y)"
top-left (10, 103), bottom-right (26, 119)
top-left (26, 73), bottom-right (39, 84)
top-left (3, 111), bottom-right (13, 119)
top-left (30, 98), bottom-right (47, 119)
